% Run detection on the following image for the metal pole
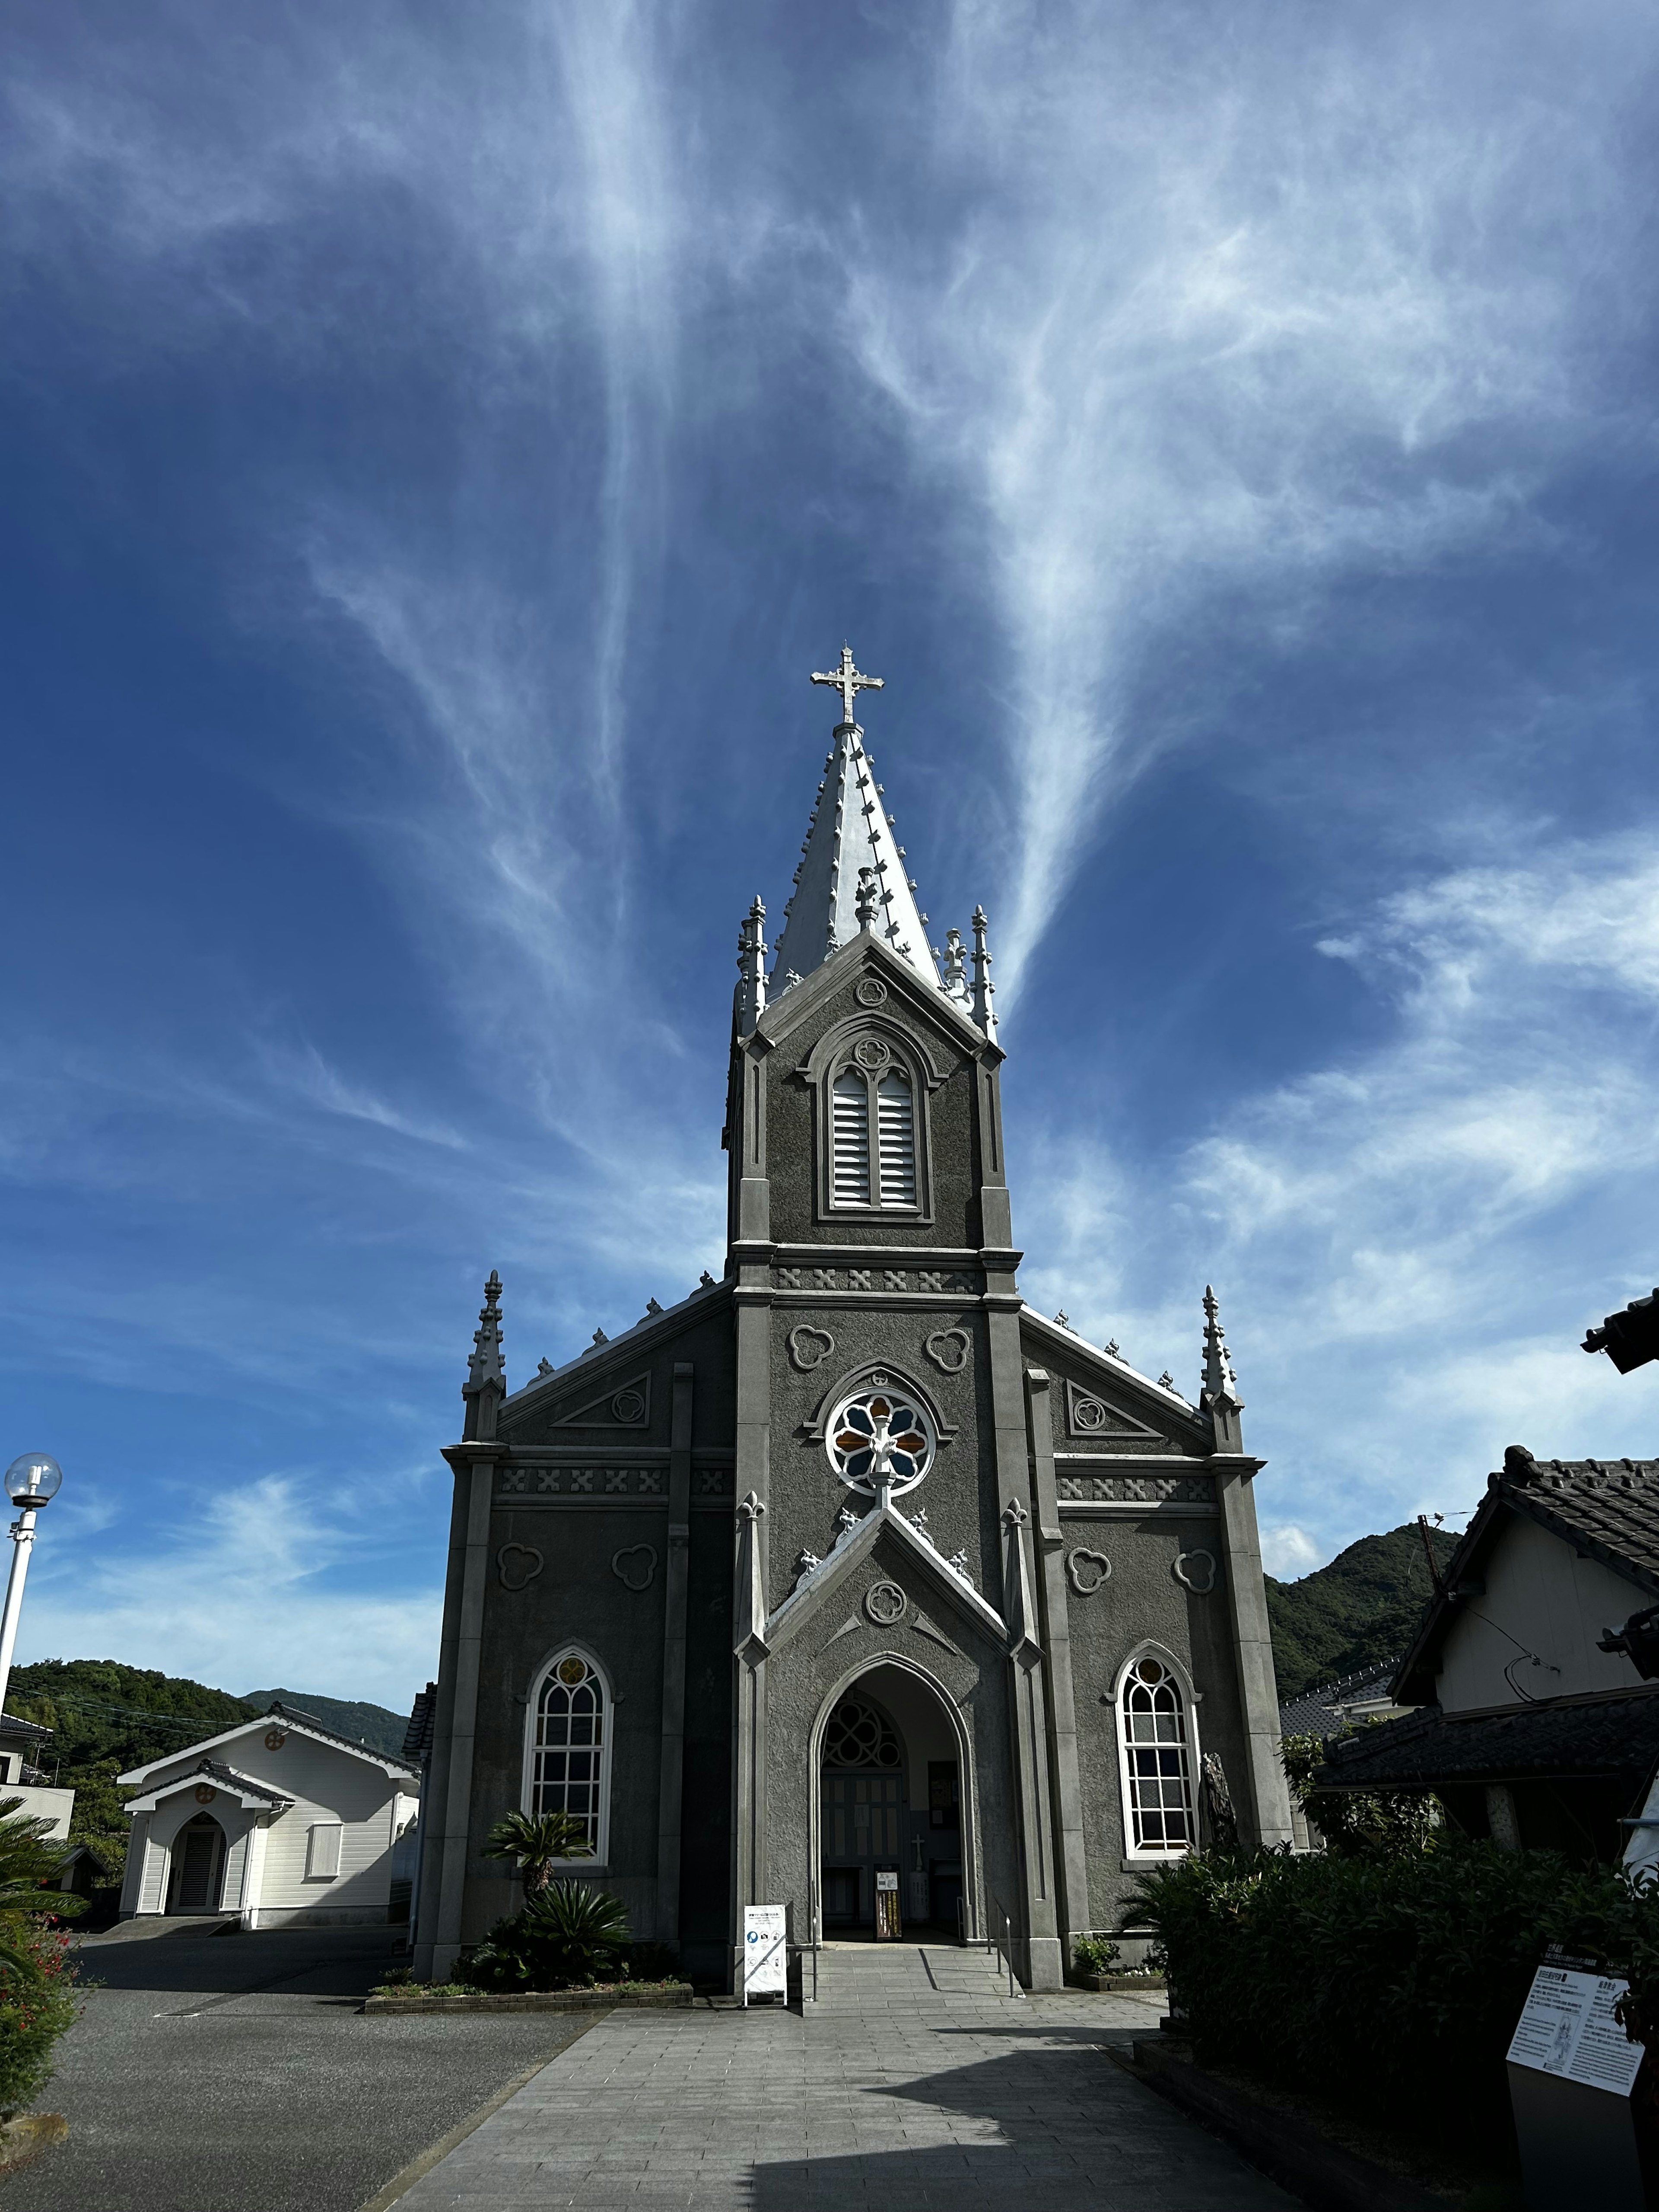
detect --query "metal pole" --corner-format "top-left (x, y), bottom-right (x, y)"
top-left (0, 1509), bottom-right (38, 1722)
top-left (1005, 1909), bottom-right (1014, 1998)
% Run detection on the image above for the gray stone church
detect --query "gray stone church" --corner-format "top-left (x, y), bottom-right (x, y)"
top-left (412, 649), bottom-right (1292, 1990)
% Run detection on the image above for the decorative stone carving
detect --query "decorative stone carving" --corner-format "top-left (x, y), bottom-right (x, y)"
top-left (1056, 1474), bottom-right (1214, 1505)
top-left (947, 1549), bottom-right (974, 1585)
top-left (611, 1543), bottom-right (658, 1592)
top-left (1173, 1549), bottom-right (1217, 1594)
top-left (497, 1543), bottom-right (544, 1592)
top-left (855, 978), bottom-right (888, 1006)
top-left (610, 1387), bottom-right (646, 1423)
top-left (1070, 1395), bottom-right (1109, 1433)
top-left (788, 1325), bottom-right (836, 1372)
top-left (864, 1581), bottom-right (907, 1626)
top-left (1066, 1380), bottom-right (1161, 1441)
top-left (924, 1328), bottom-right (970, 1374)
top-left (1066, 1547), bottom-right (1112, 1595)
top-left (853, 1037), bottom-right (890, 1069)
top-left (551, 1372), bottom-right (651, 1430)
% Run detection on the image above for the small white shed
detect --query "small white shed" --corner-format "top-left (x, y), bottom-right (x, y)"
top-left (118, 1702), bottom-right (419, 1929)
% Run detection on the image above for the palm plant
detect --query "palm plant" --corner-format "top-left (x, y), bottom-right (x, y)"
top-left (0, 1798), bottom-right (84, 1974)
top-left (459, 1879), bottom-right (632, 1992)
top-left (484, 1808), bottom-right (591, 1896)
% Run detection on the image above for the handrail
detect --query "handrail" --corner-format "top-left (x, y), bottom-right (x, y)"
top-left (986, 1891), bottom-right (1017, 1998)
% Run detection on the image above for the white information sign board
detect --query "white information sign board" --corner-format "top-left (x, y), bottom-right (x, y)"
top-left (743, 1905), bottom-right (787, 2004)
top-left (1506, 1967), bottom-right (1643, 2098)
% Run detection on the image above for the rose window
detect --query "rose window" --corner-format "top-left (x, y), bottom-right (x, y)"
top-left (826, 1384), bottom-right (935, 1496)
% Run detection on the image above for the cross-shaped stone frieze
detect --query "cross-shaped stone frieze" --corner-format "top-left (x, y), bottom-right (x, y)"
top-left (810, 644), bottom-right (883, 727)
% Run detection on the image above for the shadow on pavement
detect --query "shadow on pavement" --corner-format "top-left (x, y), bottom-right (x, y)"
top-left (69, 1924), bottom-right (400, 1999)
top-left (748, 2041), bottom-right (1293, 2209)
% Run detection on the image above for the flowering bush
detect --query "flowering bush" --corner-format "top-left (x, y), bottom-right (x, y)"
top-left (0, 1924), bottom-right (78, 2119)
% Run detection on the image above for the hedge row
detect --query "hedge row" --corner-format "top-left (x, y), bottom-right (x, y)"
top-left (1126, 1841), bottom-right (1657, 2136)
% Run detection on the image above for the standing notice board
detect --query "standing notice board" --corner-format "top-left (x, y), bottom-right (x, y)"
top-left (743, 1905), bottom-right (787, 2005)
top-left (1506, 1965), bottom-right (1646, 2211)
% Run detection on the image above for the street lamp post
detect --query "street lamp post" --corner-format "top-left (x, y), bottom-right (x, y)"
top-left (0, 1455), bottom-right (62, 1722)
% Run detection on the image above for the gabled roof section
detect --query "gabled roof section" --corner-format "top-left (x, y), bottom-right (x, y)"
top-left (1316, 1684), bottom-right (1659, 1795)
top-left (117, 1704), bottom-right (419, 1789)
top-left (1393, 1448), bottom-right (1659, 1703)
top-left (124, 1756), bottom-right (296, 1815)
top-left (1017, 1309), bottom-right (1215, 1453)
top-left (759, 927), bottom-right (989, 1062)
top-left (499, 1274), bottom-right (732, 1415)
top-left (770, 709), bottom-right (943, 998)
top-left (764, 1501), bottom-right (1009, 1655)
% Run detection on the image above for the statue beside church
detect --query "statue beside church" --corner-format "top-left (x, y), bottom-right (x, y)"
top-left (412, 651), bottom-right (1292, 1990)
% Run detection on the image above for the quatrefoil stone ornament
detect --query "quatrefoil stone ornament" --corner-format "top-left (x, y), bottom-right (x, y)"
top-left (864, 1581), bottom-right (907, 1626)
top-left (853, 1037), bottom-right (890, 1069)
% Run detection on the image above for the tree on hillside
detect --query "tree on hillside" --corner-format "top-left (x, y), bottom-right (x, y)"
top-left (1266, 1524), bottom-right (1460, 1702)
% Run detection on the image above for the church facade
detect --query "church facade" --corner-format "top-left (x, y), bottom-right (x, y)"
top-left (412, 652), bottom-right (1293, 1990)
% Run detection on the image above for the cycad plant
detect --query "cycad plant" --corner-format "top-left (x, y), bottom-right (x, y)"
top-left (0, 1799), bottom-right (84, 2117)
top-left (460, 1880), bottom-right (632, 1992)
top-left (0, 1799), bottom-right (85, 1970)
top-left (483, 1809), bottom-right (591, 1897)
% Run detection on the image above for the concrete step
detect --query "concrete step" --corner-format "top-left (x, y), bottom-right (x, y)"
top-left (810, 1942), bottom-right (1023, 2009)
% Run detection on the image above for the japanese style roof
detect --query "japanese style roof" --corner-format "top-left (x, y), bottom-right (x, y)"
top-left (1393, 1447), bottom-right (1659, 1704)
top-left (1279, 1662), bottom-right (1405, 1741)
top-left (0, 1712), bottom-right (53, 1745)
top-left (117, 1703), bottom-right (418, 1789)
top-left (402, 1684), bottom-right (436, 1763)
top-left (1316, 1684), bottom-right (1659, 1795)
top-left (126, 1757), bottom-right (295, 1813)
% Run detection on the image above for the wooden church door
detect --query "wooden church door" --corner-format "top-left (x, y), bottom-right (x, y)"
top-left (169, 1814), bottom-right (226, 1913)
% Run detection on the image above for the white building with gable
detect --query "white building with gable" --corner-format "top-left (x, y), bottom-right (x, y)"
top-left (118, 1702), bottom-right (420, 1928)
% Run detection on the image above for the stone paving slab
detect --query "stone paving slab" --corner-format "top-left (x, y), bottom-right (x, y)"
top-left (393, 1945), bottom-right (1296, 2209)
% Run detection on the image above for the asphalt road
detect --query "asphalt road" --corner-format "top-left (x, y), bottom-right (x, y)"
top-left (6, 1922), bottom-right (591, 2212)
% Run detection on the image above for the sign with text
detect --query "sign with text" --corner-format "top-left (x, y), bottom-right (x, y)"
top-left (742, 1905), bottom-right (787, 2003)
top-left (1506, 1967), bottom-right (1643, 2098)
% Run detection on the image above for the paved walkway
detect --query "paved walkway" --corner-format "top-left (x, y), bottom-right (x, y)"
top-left (394, 1944), bottom-right (1297, 2209)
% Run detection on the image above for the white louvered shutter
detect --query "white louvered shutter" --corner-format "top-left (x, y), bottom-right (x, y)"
top-left (306, 1822), bottom-right (343, 1879)
top-left (876, 1072), bottom-right (916, 1205)
top-left (831, 1072), bottom-right (871, 1204)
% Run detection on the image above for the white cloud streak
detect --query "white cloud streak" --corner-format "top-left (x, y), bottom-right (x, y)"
top-left (1020, 829), bottom-right (1659, 1558)
top-left (843, 0), bottom-right (1645, 995)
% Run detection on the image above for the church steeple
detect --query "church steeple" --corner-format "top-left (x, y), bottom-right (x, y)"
top-left (769, 646), bottom-right (944, 995)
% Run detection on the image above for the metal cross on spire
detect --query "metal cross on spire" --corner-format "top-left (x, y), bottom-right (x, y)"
top-left (811, 643), bottom-right (883, 728)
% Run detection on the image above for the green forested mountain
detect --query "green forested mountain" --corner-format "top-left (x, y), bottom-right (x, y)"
top-left (241, 1689), bottom-right (409, 1756)
top-left (6, 1659), bottom-right (264, 1875)
top-left (4, 1662), bottom-right (410, 1879)
top-left (1266, 1523), bottom-right (1461, 1701)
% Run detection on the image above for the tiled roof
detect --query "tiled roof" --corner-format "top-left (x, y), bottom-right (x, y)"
top-left (402, 1684), bottom-right (436, 1763)
top-left (1498, 1452), bottom-right (1659, 1596)
top-left (1279, 1662), bottom-right (1404, 1740)
top-left (1392, 1447), bottom-right (1659, 1704)
top-left (1317, 1686), bottom-right (1659, 1793)
top-left (265, 1702), bottom-right (419, 1774)
top-left (188, 1758), bottom-right (293, 1808)
top-left (0, 1711), bottom-right (53, 1744)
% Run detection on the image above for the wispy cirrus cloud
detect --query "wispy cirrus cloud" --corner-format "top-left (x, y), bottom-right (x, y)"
top-left (842, 0), bottom-right (1644, 997)
top-left (1021, 827), bottom-right (1659, 1554)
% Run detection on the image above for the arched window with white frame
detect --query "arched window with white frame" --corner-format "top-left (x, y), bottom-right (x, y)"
top-left (1114, 1649), bottom-right (1198, 1860)
top-left (525, 1649), bottom-right (613, 1865)
top-left (823, 1036), bottom-right (923, 1215)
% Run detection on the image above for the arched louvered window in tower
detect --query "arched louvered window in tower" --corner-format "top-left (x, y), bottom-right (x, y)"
top-left (875, 1071), bottom-right (916, 1205)
top-left (831, 1071), bottom-right (871, 1204)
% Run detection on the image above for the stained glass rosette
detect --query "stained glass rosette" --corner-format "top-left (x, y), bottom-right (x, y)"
top-left (826, 1387), bottom-right (935, 1496)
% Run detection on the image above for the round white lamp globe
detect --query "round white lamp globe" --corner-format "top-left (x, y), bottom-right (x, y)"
top-left (3, 1455), bottom-right (62, 1510)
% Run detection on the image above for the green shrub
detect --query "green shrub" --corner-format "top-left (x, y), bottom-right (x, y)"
top-left (0, 1801), bottom-right (86, 2118)
top-left (1281, 1726), bottom-right (1441, 1856)
top-left (1125, 1842), bottom-right (1648, 2143)
top-left (458, 1881), bottom-right (632, 1992)
top-left (1072, 1934), bottom-right (1120, 1975)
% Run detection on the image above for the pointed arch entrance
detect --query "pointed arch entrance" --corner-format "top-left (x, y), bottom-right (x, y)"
top-left (167, 1812), bottom-right (226, 1914)
top-left (810, 1657), bottom-right (978, 1944)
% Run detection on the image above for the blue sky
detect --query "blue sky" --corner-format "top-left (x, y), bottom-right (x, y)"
top-left (4, 0), bottom-right (1659, 1710)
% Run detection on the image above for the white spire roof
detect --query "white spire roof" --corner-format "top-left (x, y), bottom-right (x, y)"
top-left (770, 651), bottom-right (942, 994)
